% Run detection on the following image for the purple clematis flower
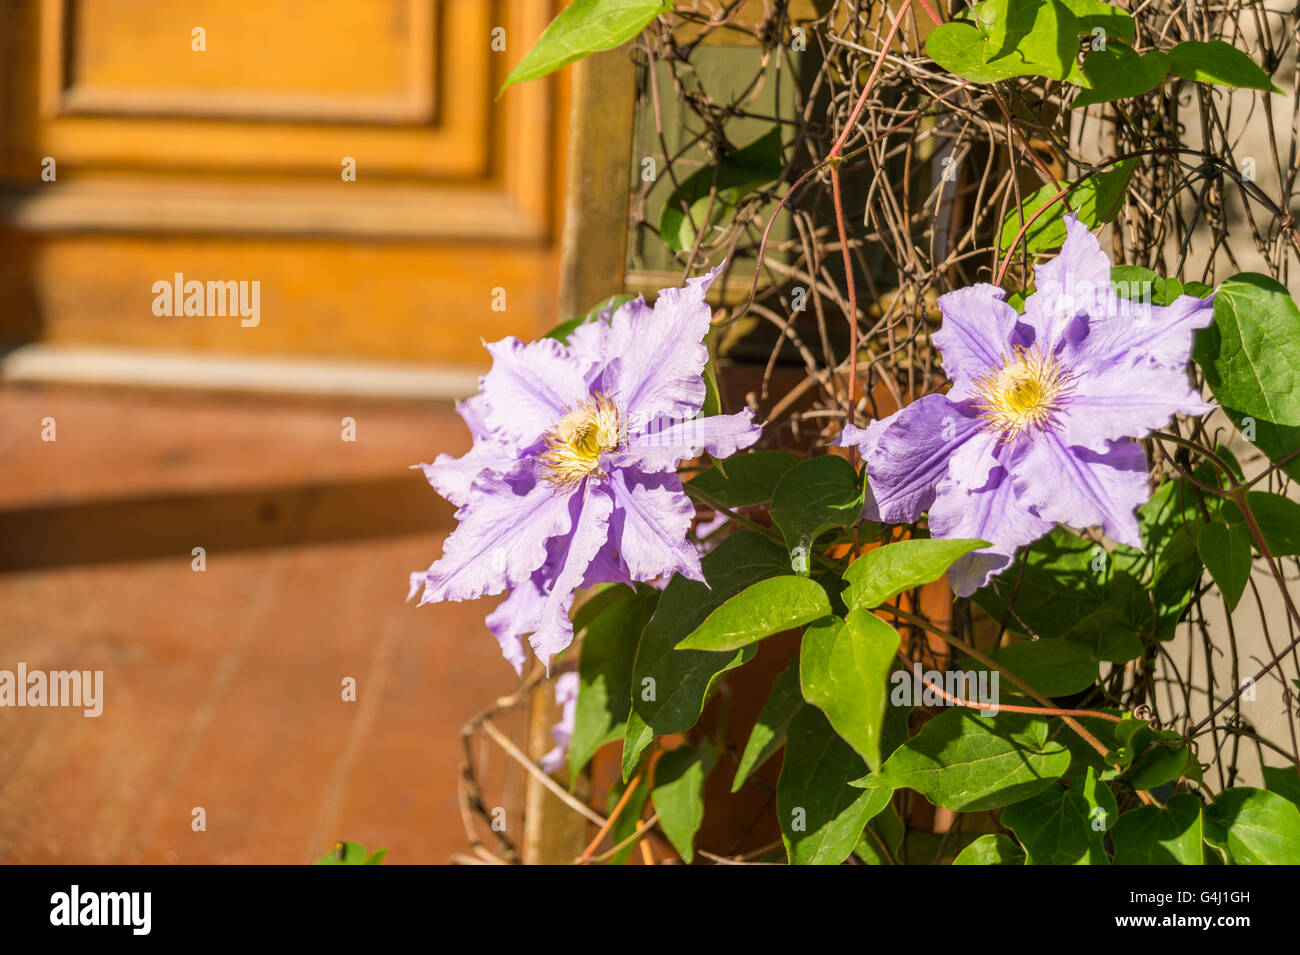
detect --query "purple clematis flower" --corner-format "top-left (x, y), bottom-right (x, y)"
top-left (410, 264), bottom-right (761, 672)
top-left (841, 214), bottom-right (1214, 596)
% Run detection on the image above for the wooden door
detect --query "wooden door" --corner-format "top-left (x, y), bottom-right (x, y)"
top-left (0, 0), bottom-right (566, 372)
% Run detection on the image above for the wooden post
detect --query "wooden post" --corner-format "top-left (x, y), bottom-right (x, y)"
top-left (522, 48), bottom-right (637, 866)
top-left (556, 48), bottom-right (639, 320)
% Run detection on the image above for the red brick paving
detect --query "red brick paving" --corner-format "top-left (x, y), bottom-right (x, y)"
top-left (0, 384), bottom-right (528, 864)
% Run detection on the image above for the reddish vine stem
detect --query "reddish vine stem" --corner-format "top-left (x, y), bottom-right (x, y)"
top-left (578, 763), bottom-right (648, 864)
top-left (899, 653), bottom-right (1123, 722)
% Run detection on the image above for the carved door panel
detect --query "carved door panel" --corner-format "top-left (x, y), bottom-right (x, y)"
top-left (0, 0), bottom-right (565, 369)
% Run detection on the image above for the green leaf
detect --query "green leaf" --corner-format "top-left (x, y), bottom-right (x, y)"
top-left (687, 450), bottom-right (801, 507)
top-left (1110, 265), bottom-right (1200, 307)
top-left (675, 576), bottom-right (831, 651)
top-left (1057, 0), bottom-right (1135, 41)
top-left (568, 587), bottom-right (658, 781)
top-left (1194, 274), bottom-right (1300, 481)
top-left (926, 23), bottom-right (1029, 83)
top-left (1001, 771), bottom-right (1114, 864)
top-left (981, 0), bottom-right (1078, 78)
top-left (778, 706), bottom-right (890, 865)
top-left (983, 637), bottom-right (1100, 696)
top-left (1137, 478), bottom-right (1215, 578)
top-left (1109, 265), bottom-right (1157, 301)
top-left (999, 158), bottom-right (1136, 254)
top-left (544, 294), bottom-right (636, 344)
top-left (315, 841), bottom-right (384, 865)
top-left (1196, 521), bottom-right (1253, 611)
top-left (659, 127), bottom-right (784, 253)
top-left (769, 455), bottom-right (863, 558)
top-left (578, 584), bottom-right (649, 625)
top-left (1152, 537), bottom-right (1204, 641)
top-left (1224, 491), bottom-right (1300, 557)
top-left (977, 515), bottom-right (1189, 646)
top-left (1167, 40), bottom-right (1282, 93)
top-left (571, 583), bottom-right (635, 635)
top-left (1125, 739), bottom-right (1194, 790)
top-left (650, 742), bottom-right (716, 864)
top-left (1203, 787), bottom-right (1300, 864)
top-left (1072, 42), bottom-right (1169, 109)
top-left (732, 656), bottom-right (805, 792)
top-left (1110, 793), bottom-right (1204, 864)
top-left (974, 527), bottom-right (1126, 639)
top-left (1261, 763), bottom-right (1300, 809)
top-left (1108, 718), bottom-right (1196, 788)
top-left (700, 355), bottom-right (722, 420)
top-left (843, 538), bottom-right (989, 611)
top-left (952, 833), bottom-right (1026, 865)
top-left (621, 531), bottom-right (788, 779)
top-left (800, 611), bottom-right (902, 771)
top-left (1080, 763), bottom-right (1118, 826)
top-left (937, 0), bottom-right (1080, 82)
top-left (1064, 603), bottom-right (1145, 664)
top-left (603, 771), bottom-right (652, 864)
top-left (499, 0), bottom-right (670, 96)
top-left (853, 802), bottom-right (904, 864)
top-left (1007, 0), bottom-right (1080, 79)
top-left (1115, 478), bottom-right (1213, 640)
top-left (864, 709), bottom-right (1071, 811)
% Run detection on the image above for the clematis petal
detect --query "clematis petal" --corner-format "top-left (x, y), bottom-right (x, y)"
top-left (412, 395), bottom-right (516, 508)
top-left (485, 503), bottom-right (632, 675)
top-left (607, 467), bottom-right (704, 583)
top-left (529, 483), bottom-right (615, 669)
top-left (566, 295), bottom-right (640, 363)
top-left (1059, 362), bottom-right (1214, 453)
top-left (456, 393), bottom-right (491, 440)
top-left (932, 284), bottom-right (1023, 396)
top-left (1012, 435), bottom-right (1148, 548)
top-left (484, 581), bottom-right (544, 676)
top-left (944, 425), bottom-right (1007, 496)
top-left (581, 539), bottom-right (632, 588)
top-left (479, 337), bottom-right (598, 448)
top-left (601, 263), bottom-right (723, 421)
top-left (415, 439), bottom-right (516, 509)
top-left (420, 465), bottom-right (576, 603)
top-left (693, 511), bottom-right (731, 554)
top-left (621, 408), bottom-right (762, 472)
top-left (864, 394), bottom-right (984, 523)
top-left (929, 459), bottom-right (1054, 597)
top-left (1039, 213), bottom-right (1113, 290)
top-left (1020, 213), bottom-right (1117, 355)
top-left (1076, 292), bottom-right (1216, 374)
top-left (837, 417), bottom-right (892, 459)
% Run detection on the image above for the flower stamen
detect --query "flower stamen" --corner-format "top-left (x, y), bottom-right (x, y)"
top-left (538, 392), bottom-right (625, 490)
top-left (971, 345), bottom-right (1073, 441)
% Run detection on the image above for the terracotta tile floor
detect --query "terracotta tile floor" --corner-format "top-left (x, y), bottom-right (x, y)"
top-left (0, 384), bottom-right (529, 864)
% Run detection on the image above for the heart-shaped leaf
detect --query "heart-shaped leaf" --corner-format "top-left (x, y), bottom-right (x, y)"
top-left (800, 611), bottom-right (902, 771)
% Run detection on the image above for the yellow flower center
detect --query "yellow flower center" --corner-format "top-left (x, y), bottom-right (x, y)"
top-left (538, 393), bottom-right (625, 489)
top-left (971, 345), bottom-right (1073, 440)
